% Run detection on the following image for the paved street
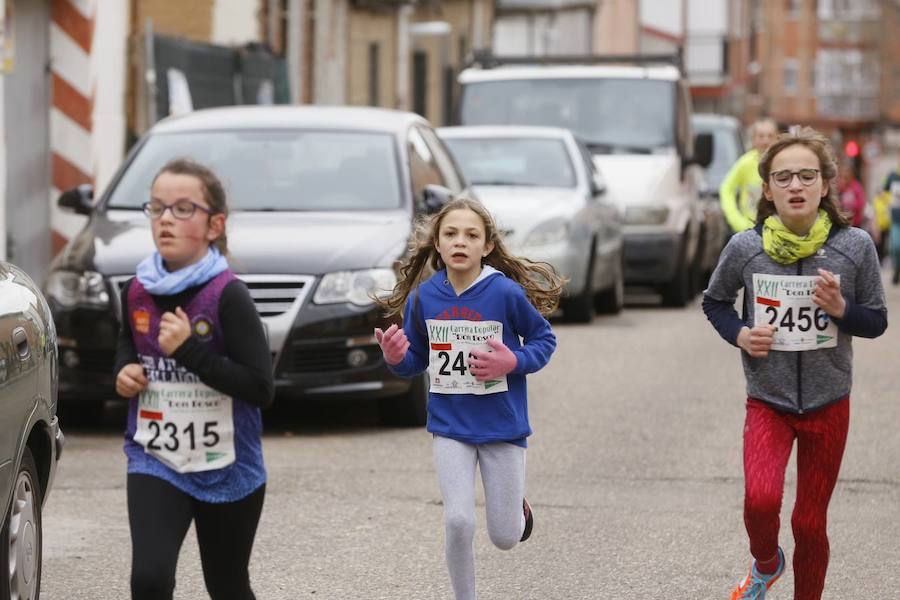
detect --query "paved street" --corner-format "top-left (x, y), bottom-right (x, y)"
top-left (41, 274), bottom-right (900, 600)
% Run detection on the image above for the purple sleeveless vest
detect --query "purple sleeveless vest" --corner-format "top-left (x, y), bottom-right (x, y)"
top-left (123, 269), bottom-right (266, 502)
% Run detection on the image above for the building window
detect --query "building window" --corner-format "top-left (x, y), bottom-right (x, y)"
top-left (786, 0), bottom-right (800, 19)
top-left (783, 59), bottom-right (798, 95)
top-left (368, 43), bottom-right (379, 107)
top-left (412, 51), bottom-right (428, 118)
top-left (818, 0), bottom-right (881, 20)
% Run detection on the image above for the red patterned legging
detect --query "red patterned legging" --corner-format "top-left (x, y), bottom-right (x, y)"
top-left (742, 396), bottom-right (849, 600)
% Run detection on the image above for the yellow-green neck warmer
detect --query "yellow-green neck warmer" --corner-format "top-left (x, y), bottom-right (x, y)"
top-left (762, 210), bottom-right (832, 265)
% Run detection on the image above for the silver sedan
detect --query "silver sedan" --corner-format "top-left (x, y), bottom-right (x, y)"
top-left (1, 260), bottom-right (63, 599)
top-left (438, 125), bottom-right (624, 322)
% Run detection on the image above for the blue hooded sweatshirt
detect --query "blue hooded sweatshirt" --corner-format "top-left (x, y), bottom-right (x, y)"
top-left (389, 268), bottom-right (556, 446)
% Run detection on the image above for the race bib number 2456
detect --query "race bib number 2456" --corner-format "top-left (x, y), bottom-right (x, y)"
top-left (752, 273), bottom-right (839, 351)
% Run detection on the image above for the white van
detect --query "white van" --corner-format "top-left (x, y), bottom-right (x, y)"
top-left (457, 54), bottom-right (712, 306)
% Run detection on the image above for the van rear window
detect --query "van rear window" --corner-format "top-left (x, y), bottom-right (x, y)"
top-left (460, 78), bottom-right (674, 153)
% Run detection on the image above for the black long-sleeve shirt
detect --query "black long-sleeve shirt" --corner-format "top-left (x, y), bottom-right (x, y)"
top-left (114, 278), bottom-right (275, 409)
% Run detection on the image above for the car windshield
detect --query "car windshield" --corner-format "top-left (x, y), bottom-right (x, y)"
top-left (693, 122), bottom-right (742, 188)
top-left (460, 78), bottom-right (675, 152)
top-left (443, 137), bottom-right (576, 188)
top-left (106, 130), bottom-right (402, 211)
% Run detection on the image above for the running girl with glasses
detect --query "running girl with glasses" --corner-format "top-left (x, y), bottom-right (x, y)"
top-left (702, 128), bottom-right (887, 600)
top-left (115, 158), bottom-right (273, 600)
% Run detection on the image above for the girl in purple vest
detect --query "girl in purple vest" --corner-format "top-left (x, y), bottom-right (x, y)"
top-left (114, 158), bottom-right (273, 600)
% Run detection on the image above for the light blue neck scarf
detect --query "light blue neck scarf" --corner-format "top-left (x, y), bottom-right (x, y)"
top-left (136, 247), bottom-right (229, 295)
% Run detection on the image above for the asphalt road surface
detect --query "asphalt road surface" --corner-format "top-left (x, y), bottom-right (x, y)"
top-left (41, 275), bottom-right (900, 599)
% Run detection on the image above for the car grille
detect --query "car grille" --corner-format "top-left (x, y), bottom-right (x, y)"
top-left (110, 274), bottom-right (314, 319)
top-left (279, 342), bottom-right (382, 374)
top-left (241, 276), bottom-right (313, 317)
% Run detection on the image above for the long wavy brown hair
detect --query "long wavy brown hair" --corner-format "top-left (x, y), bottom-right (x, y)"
top-left (755, 127), bottom-right (849, 228)
top-left (377, 197), bottom-right (565, 317)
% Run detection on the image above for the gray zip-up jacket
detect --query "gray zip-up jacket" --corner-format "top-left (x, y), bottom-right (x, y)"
top-left (703, 224), bottom-right (887, 414)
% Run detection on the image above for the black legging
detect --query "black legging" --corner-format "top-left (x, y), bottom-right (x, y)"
top-left (127, 474), bottom-right (265, 600)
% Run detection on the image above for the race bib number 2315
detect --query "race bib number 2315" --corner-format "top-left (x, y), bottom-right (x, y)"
top-left (134, 381), bottom-right (235, 473)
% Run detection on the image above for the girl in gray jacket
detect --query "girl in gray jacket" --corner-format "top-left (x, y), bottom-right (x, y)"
top-left (702, 127), bottom-right (887, 600)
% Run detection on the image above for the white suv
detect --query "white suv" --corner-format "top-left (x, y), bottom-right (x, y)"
top-left (457, 54), bottom-right (712, 306)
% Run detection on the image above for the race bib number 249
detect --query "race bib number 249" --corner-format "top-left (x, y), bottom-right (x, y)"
top-left (426, 319), bottom-right (509, 395)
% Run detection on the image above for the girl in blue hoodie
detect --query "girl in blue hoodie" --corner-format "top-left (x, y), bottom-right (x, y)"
top-left (375, 197), bottom-right (562, 600)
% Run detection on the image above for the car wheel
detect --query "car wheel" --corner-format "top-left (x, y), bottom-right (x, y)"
top-left (562, 259), bottom-right (596, 324)
top-left (57, 400), bottom-right (105, 426)
top-left (661, 261), bottom-right (692, 307)
top-left (1, 447), bottom-right (43, 600)
top-left (378, 373), bottom-right (428, 427)
top-left (595, 253), bottom-right (624, 315)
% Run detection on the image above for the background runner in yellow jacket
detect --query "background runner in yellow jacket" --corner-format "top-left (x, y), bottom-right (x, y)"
top-left (719, 118), bottom-right (779, 233)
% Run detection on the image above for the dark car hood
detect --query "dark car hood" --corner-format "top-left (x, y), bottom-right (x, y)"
top-left (58, 210), bottom-right (412, 276)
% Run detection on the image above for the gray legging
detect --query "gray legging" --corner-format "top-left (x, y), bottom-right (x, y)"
top-left (433, 435), bottom-right (526, 600)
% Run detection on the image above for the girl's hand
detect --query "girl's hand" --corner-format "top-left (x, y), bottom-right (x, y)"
top-left (737, 324), bottom-right (776, 358)
top-left (812, 268), bottom-right (846, 319)
top-left (159, 307), bottom-right (192, 356)
top-left (468, 338), bottom-right (517, 381)
top-left (374, 324), bottom-right (409, 366)
top-left (116, 363), bottom-right (148, 398)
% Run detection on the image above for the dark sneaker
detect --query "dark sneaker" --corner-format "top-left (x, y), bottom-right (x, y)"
top-left (520, 498), bottom-right (534, 542)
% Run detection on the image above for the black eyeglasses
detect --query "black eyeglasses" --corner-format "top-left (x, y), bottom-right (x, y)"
top-left (142, 200), bottom-right (212, 220)
top-left (769, 168), bottom-right (820, 188)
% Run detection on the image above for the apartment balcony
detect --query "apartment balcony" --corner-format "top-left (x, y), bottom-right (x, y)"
top-left (815, 94), bottom-right (879, 122)
top-left (817, 20), bottom-right (880, 46)
top-left (686, 34), bottom-right (728, 87)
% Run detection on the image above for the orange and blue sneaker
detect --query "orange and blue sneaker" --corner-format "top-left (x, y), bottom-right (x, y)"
top-left (728, 547), bottom-right (785, 599)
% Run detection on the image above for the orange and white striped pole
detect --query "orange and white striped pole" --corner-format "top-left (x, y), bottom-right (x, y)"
top-left (49, 0), bottom-right (94, 255)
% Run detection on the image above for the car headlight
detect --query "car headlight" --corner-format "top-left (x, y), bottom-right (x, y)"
top-left (44, 270), bottom-right (110, 308)
top-left (313, 268), bottom-right (397, 307)
top-left (623, 206), bottom-right (669, 225)
top-left (523, 218), bottom-right (570, 248)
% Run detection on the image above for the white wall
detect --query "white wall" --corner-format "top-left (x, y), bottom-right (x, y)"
top-left (212, 0), bottom-right (261, 45)
top-left (640, 0), bottom-right (682, 38)
top-left (314, 0), bottom-right (347, 104)
top-left (686, 0), bottom-right (727, 85)
top-left (494, 9), bottom-right (592, 56)
top-left (687, 0), bottom-right (726, 32)
top-left (91, 0), bottom-right (128, 196)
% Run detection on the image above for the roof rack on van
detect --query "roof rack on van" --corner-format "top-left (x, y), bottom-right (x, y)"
top-left (466, 49), bottom-right (683, 72)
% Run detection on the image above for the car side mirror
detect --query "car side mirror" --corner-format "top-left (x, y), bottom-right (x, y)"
top-left (590, 172), bottom-right (607, 197)
top-left (688, 132), bottom-right (714, 169)
top-left (420, 184), bottom-right (452, 214)
top-left (58, 184), bottom-right (94, 215)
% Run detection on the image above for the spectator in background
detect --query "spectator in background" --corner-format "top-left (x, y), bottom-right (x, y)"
top-left (838, 162), bottom-right (867, 228)
top-left (719, 118), bottom-right (780, 234)
top-left (871, 162), bottom-right (899, 262)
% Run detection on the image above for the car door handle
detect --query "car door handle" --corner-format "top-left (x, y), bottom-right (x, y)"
top-left (12, 327), bottom-right (29, 360)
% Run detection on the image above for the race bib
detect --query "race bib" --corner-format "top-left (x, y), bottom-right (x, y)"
top-left (134, 381), bottom-right (235, 473)
top-left (753, 274), bottom-right (839, 352)
top-left (426, 319), bottom-right (509, 395)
